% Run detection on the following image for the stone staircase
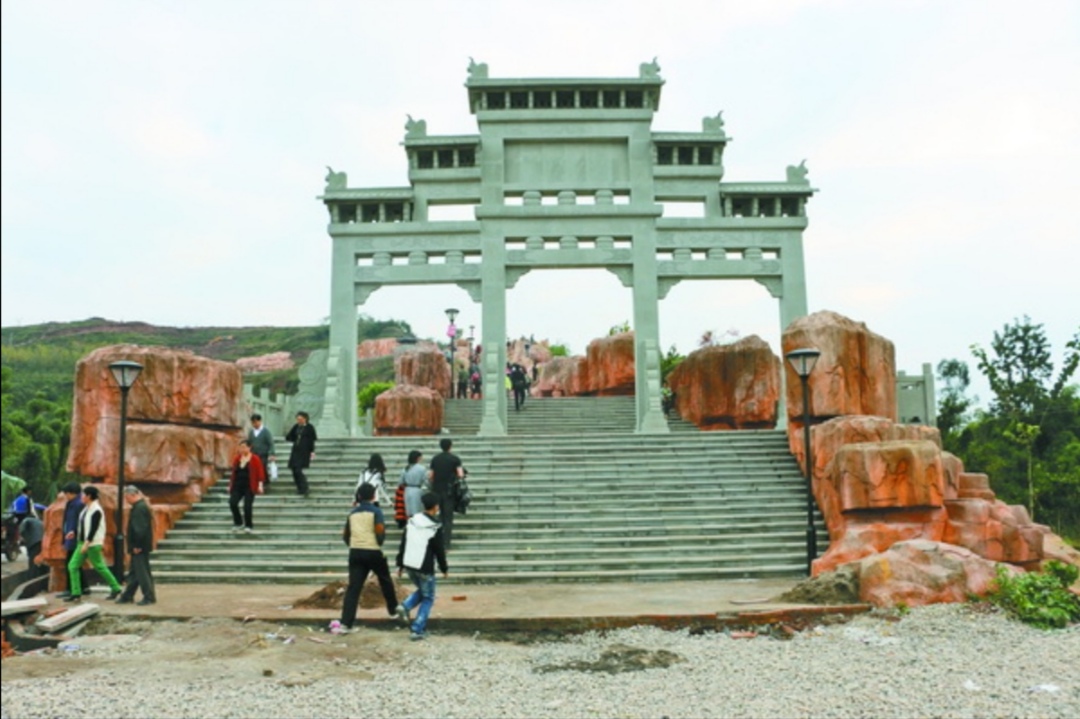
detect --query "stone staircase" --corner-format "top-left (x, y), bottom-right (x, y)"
top-left (152, 399), bottom-right (826, 585)
top-left (443, 396), bottom-right (697, 435)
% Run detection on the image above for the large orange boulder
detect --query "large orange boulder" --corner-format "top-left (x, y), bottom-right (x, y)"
top-left (69, 423), bottom-right (239, 487)
top-left (667, 336), bottom-right (780, 430)
top-left (358, 338), bottom-right (399, 360)
top-left (69, 345), bottom-right (244, 440)
top-left (374, 384), bottom-right (443, 436)
top-left (782, 310), bottom-right (897, 430)
top-left (855, 540), bottom-right (1011, 607)
top-left (395, 347), bottom-right (451, 399)
top-left (532, 356), bottom-right (587, 397)
top-left (581, 332), bottom-right (635, 395)
top-left (831, 440), bottom-right (945, 511)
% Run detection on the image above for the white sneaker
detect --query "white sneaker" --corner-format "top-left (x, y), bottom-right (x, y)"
top-left (232, 525), bottom-right (243, 533)
top-left (244, 527), bottom-right (253, 534)
top-left (394, 605), bottom-right (410, 626)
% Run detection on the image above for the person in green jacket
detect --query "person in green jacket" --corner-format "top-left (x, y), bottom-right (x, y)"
top-left (115, 487), bottom-right (156, 605)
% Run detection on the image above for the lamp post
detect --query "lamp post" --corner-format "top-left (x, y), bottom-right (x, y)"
top-left (445, 308), bottom-right (459, 399)
top-left (108, 360), bottom-right (143, 582)
top-left (785, 348), bottom-right (820, 575)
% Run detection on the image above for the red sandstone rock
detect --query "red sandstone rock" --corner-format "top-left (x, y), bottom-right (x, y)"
top-left (831, 440), bottom-right (944, 511)
top-left (533, 356), bottom-right (587, 397)
top-left (69, 345), bottom-right (244, 439)
top-left (855, 540), bottom-right (1010, 607)
top-left (236, 351), bottom-right (294, 373)
top-left (812, 508), bottom-right (947, 574)
top-left (782, 311), bottom-right (897, 426)
top-left (70, 423), bottom-right (240, 485)
top-left (358, 338), bottom-right (400, 360)
top-left (394, 347), bottom-right (451, 399)
top-left (581, 332), bottom-right (635, 395)
top-left (374, 384), bottom-right (443, 436)
top-left (667, 336), bottom-right (780, 430)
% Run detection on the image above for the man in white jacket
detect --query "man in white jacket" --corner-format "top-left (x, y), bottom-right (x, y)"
top-left (395, 492), bottom-right (448, 641)
top-left (66, 485), bottom-right (123, 602)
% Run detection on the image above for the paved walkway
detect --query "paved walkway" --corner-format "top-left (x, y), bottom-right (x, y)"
top-left (54, 578), bottom-right (867, 632)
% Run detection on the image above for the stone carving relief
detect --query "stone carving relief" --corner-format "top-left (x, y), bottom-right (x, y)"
top-left (455, 281), bottom-right (482, 303)
top-left (754, 277), bottom-right (784, 299)
top-left (657, 278), bottom-right (681, 300)
top-left (294, 348), bottom-right (327, 420)
top-left (324, 166), bottom-right (347, 191)
top-left (505, 268), bottom-right (531, 290)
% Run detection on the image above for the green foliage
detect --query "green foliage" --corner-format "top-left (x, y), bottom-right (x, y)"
top-left (548, 344), bottom-right (570, 357)
top-left (608, 321), bottom-right (631, 336)
top-left (986, 561), bottom-right (1080, 629)
top-left (357, 382), bottom-right (395, 413)
top-left (936, 358), bottom-right (973, 447)
top-left (956, 318), bottom-right (1080, 531)
top-left (357, 356), bottom-right (396, 388)
top-left (661, 344), bottom-right (684, 385)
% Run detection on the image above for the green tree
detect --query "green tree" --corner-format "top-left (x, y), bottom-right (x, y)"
top-left (968, 317), bottom-right (1080, 523)
top-left (936, 358), bottom-right (973, 449)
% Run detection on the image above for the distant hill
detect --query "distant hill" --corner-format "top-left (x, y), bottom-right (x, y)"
top-left (0, 315), bottom-right (410, 406)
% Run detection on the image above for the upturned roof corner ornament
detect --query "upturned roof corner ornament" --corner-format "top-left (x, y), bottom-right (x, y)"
top-left (404, 114), bottom-right (427, 139)
top-left (702, 111), bottom-right (725, 136)
top-left (467, 57), bottom-right (488, 80)
top-left (324, 166), bottom-right (347, 191)
top-left (639, 57), bottom-right (661, 79)
top-left (786, 159), bottom-right (810, 185)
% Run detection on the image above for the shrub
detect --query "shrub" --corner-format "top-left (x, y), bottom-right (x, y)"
top-left (357, 381), bottom-right (395, 413)
top-left (986, 561), bottom-right (1080, 629)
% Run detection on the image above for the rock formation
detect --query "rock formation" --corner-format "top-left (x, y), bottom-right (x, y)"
top-left (358, 338), bottom-right (399, 360)
top-left (667, 335), bottom-right (780, 430)
top-left (51, 344), bottom-right (244, 590)
top-left (394, 346), bottom-right (451, 399)
top-left (374, 384), bottom-right (443, 435)
top-left (235, 351), bottom-right (294, 373)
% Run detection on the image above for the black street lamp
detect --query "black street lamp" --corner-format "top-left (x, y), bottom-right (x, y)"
top-left (785, 347), bottom-right (821, 575)
top-left (108, 360), bottom-right (143, 582)
top-left (445, 308), bottom-right (459, 399)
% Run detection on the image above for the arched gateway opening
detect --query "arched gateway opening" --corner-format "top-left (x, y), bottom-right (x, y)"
top-left (318, 62), bottom-right (815, 437)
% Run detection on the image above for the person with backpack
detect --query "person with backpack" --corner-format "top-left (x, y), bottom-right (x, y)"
top-left (509, 363), bottom-right (528, 411)
top-left (395, 492), bottom-right (448, 641)
top-left (329, 483), bottom-right (406, 635)
top-left (355, 453), bottom-right (389, 506)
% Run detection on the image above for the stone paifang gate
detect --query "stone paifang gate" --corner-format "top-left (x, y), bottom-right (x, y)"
top-left (318, 60), bottom-right (816, 438)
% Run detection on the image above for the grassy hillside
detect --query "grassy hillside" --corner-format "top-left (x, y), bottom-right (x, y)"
top-left (0, 315), bottom-right (408, 406)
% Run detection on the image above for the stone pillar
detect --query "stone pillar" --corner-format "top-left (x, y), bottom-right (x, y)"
top-left (776, 231), bottom-right (810, 431)
top-left (325, 238), bottom-right (359, 437)
top-left (631, 231), bottom-right (669, 434)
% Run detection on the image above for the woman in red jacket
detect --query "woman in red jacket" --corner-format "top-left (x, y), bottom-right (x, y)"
top-left (229, 439), bottom-right (266, 535)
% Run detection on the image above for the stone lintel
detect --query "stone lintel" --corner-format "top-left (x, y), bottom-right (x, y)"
top-left (466, 76), bottom-right (664, 90)
top-left (656, 217), bottom-right (809, 231)
top-left (320, 187), bottom-right (414, 202)
top-left (401, 134), bottom-right (480, 148)
top-left (658, 261), bottom-right (782, 279)
top-left (719, 182), bottom-right (817, 196)
top-left (357, 265), bottom-right (482, 284)
top-left (475, 205), bottom-right (663, 220)
top-left (506, 249), bottom-right (632, 268)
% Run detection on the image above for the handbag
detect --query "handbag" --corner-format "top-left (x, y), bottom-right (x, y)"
top-left (453, 476), bottom-right (473, 515)
top-left (267, 460), bottom-right (279, 481)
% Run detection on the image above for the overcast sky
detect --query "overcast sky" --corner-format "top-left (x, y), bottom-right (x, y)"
top-left (3, 0), bottom-right (1078, 396)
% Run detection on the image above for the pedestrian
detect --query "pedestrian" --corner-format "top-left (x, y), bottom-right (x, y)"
top-left (247, 413), bottom-right (276, 491)
top-left (66, 485), bottom-right (123, 603)
top-left (510, 363), bottom-right (528, 411)
top-left (18, 512), bottom-right (44, 577)
top-left (456, 372), bottom-right (468, 399)
top-left (427, 438), bottom-right (463, 550)
top-left (229, 439), bottom-right (266, 534)
top-left (58, 482), bottom-right (87, 598)
top-left (10, 487), bottom-right (34, 524)
top-left (355, 452), bottom-right (390, 506)
top-left (116, 487), bottom-right (156, 605)
top-left (470, 368), bottom-right (482, 399)
top-left (285, 411), bottom-right (317, 497)
top-left (329, 483), bottom-right (406, 635)
top-left (399, 449), bottom-right (427, 519)
top-left (395, 492), bottom-right (448, 641)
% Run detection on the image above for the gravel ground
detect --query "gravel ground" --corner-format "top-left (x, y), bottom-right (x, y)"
top-left (2, 604), bottom-right (1078, 719)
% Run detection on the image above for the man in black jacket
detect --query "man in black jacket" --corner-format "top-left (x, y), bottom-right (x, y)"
top-left (116, 487), bottom-right (156, 605)
top-left (285, 411), bottom-right (317, 498)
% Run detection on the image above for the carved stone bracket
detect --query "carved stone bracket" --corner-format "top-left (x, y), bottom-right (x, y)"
top-left (754, 277), bottom-right (784, 299)
top-left (605, 267), bottom-right (634, 288)
top-left (505, 268), bottom-right (531, 290)
top-left (658, 278), bottom-right (681, 300)
top-left (456, 281), bottom-right (483, 303)
top-left (356, 284), bottom-right (381, 305)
